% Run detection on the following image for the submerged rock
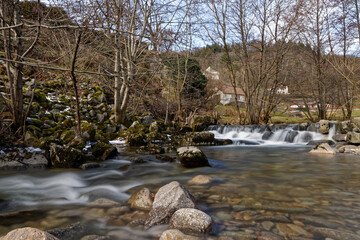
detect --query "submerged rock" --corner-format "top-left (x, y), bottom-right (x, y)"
top-left (309, 143), bottom-right (336, 155)
top-left (169, 208), bottom-right (212, 234)
top-left (47, 222), bottom-right (84, 240)
top-left (145, 181), bottom-right (195, 228)
top-left (308, 226), bottom-right (360, 240)
top-left (276, 223), bottom-right (313, 238)
top-left (176, 146), bottom-right (211, 168)
top-left (188, 175), bottom-right (213, 185)
top-left (159, 229), bottom-right (202, 240)
top-left (0, 227), bottom-right (59, 240)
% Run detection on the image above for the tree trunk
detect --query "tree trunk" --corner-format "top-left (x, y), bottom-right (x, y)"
top-left (70, 32), bottom-right (82, 136)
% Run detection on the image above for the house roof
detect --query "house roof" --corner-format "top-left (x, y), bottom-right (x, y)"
top-left (221, 86), bottom-right (245, 95)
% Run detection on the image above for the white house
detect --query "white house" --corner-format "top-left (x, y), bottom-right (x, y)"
top-left (217, 86), bottom-right (245, 105)
top-left (205, 67), bottom-right (220, 80)
top-left (274, 83), bottom-right (290, 95)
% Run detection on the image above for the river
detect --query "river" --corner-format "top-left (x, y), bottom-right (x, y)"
top-left (0, 126), bottom-right (360, 239)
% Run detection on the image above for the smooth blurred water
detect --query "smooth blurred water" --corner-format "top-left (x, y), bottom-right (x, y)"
top-left (1, 144), bottom-right (360, 239)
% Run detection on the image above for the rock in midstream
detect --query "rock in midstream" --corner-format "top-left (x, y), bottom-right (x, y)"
top-left (169, 208), bottom-right (212, 234)
top-left (0, 227), bottom-right (59, 240)
top-left (127, 187), bottom-right (153, 211)
top-left (159, 229), bottom-right (202, 240)
top-left (145, 181), bottom-right (195, 228)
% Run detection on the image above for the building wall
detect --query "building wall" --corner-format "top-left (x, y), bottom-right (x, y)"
top-left (220, 93), bottom-right (245, 105)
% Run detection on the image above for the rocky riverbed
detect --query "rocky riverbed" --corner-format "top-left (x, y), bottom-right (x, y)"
top-left (1, 144), bottom-right (360, 240)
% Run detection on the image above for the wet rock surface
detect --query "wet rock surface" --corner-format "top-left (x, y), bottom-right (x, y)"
top-left (169, 208), bottom-right (212, 234)
top-left (176, 146), bottom-right (211, 168)
top-left (1, 227), bottom-right (59, 240)
top-left (309, 143), bottom-right (336, 155)
top-left (145, 181), bottom-right (195, 228)
top-left (127, 188), bottom-right (154, 211)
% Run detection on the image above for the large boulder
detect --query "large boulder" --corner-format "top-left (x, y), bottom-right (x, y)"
top-left (0, 152), bottom-right (48, 170)
top-left (0, 227), bottom-right (59, 240)
top-left (125, 121), bottom-right (147, 146)
top-left (336, 144), bottom-right (360, 154)
top-left (309, 143), bottom-right (336, 155)
top-left (22, 153), bottom-right (49, 168)
top-left (169, 208), bottom-right (212, 234)
top-left (346, 132), bottom-right (360, 145)
top-left (182, 132), bottom-right (215, 146)
top-left (350, 117), bottom-right (360, 132)
top-left (159, 229), bottom-right (202, 240)
top-left (127, 187), bottom-right (154, 211)
top-left (318, 120), bottom-right (329, 134)
top-left (91, 142), bottom-right (117, 161)
top-left (145, 181), bottom-right (195, 228)
top-left (24, 131), bottom-right (40, 147)
top-left (50, 144), bottom-right (85, 168)
top-left (339, 121), bottom-right (350, 133)
top-left (176, 146), bottom-right (211, 168)
top-left (332, 134), bottom-right (347, 142)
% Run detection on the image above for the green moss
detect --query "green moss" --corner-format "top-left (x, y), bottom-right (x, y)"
top-left (67, 137), bottom-right (87, 150)
top-left (81, 122), bottom-right (96, 141)
top-left (62, 118), bottom-right (74, 128)
top-left (60, 130), bottom-right (76, 144)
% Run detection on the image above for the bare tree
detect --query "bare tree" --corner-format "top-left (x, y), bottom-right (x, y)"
top-left (0, 0), bottom-right (41, 134)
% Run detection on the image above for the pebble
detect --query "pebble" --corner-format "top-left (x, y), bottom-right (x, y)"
top-left (261, 221), bottom-right (274, 231)
top-left (216, 211), bottom-right (233, 220)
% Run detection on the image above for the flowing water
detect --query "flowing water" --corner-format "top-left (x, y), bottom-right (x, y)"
top-left (1, 125), bottom-right (360, 239)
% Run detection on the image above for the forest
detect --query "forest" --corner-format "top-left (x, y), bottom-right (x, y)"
top-left (1, 0), bottom-right (360, 142)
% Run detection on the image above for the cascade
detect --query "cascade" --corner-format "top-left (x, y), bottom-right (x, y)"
top-left (209, 123), bottom-right (338, 145)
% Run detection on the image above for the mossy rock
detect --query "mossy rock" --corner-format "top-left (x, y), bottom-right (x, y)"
top-left (34, 89), bottom-right (47, 102)
top-left (26, 118), bottom-right (44, 128)
top-left (27, 125), bottom-right (41, 133)
top-left (81, 122), bottom-right (96, 142)
top-left (39, 136), bottom-right (61, 151)
top-left (91, 142), bottom-right (117, 161)
top-left (50, 144), bottom-right (86, 168)
top-left (60, 130), bottom-right (76, 144)
top-left (24, 131), bottom-right (41, 148)
top-left (146, 132), bottom-right (167, 144)
top-left (104, 132), bottom-right (118, 141)
top-left (125, 121), bottom-right (147, 146)
top-left (182, 132), bottom-right (215, 145)
top-left (62, 118), bottom-right (74, 128)
top-left (42, 127), bottom-right (58, 137)
top-left (67, 137), bottom-right (87, 150)
top-left (95, 130), bottom-right (109, 143)
top-left (190, 115), bottom-right (217, 131)
top-left (126, 132), bottom-right (147, 146)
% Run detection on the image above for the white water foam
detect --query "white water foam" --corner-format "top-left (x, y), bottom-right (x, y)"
top-left (210, 125), bottom-right (330, 145)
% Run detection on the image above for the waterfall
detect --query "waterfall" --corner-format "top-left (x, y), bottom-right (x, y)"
top-left (209, 123), bottom-right (337, 145)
